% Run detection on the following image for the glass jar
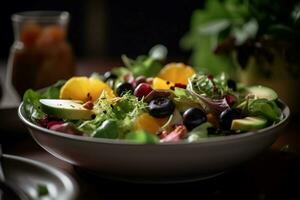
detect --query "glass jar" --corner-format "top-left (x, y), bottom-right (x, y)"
top-left (6, 11), bottom-right (75, 98)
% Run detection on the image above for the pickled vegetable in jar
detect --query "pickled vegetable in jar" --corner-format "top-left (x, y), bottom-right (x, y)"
top-left (6, 11), bottom-right (75, 97)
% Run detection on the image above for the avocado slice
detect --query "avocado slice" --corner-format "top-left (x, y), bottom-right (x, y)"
top-left (40, 99), bottom-right (95, 120)
top-left (231, 117), bottom-right (267, 132)
top-left (247, 86), bottom-right (278, 101)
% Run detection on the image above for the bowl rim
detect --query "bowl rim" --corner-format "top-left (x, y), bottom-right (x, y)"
top-left (18, 99), bottom-right (290, 146)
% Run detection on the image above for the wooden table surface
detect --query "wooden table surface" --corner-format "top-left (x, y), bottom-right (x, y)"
top-left (1, 61), bottom-right (300, 200)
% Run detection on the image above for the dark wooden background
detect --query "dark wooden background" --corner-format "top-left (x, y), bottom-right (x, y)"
top-left (0, 0), bottom-right (202, 59)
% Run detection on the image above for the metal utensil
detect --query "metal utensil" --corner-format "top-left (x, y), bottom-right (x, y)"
top-left (0, 147), bottom-right (31, 200)
top-left (0, 144), bottom-right (5, 200)
top-left (0, 144), bottom-right (4, 181)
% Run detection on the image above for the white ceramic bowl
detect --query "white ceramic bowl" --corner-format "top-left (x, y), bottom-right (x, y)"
top-left (18, 101), bottom-right (290, 182)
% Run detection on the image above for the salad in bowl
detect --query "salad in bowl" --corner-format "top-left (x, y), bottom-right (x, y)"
top-left (18, 45), bottom-right (289, 181)
top-left (22, 45), bottom-right (285, 144)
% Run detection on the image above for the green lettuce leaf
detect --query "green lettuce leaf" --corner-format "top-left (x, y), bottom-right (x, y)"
top-left (125, 130), bottom-right (159, 144)
top-left (187, 73), bottom-right (231, 98)
top-left (23, 89), bottom-right (45, 122)
top-left (187, 122), bottom-right (213, 142)
top-left (238, 98), bottom-right (282, 122)
top-left (172, 87), bottom-right (205, 112)
top-left (121, 44), bottom-right (167, 77)
top-left (78, 92), bottom-right (147, 137)
top-left (23, 80), bottom-right (66, 122)
top-left (42, 80), bottom-right (66, 99)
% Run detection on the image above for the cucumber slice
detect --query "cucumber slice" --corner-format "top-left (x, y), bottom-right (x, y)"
top-left (40, 99), bottom-right (95, 120)
top-left (247, 85), bottom-right (278, 101)
top-left (231, 117), bottom-right (267, 132)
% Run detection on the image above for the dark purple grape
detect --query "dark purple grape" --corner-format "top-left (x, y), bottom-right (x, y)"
top-left (149, 97), bottom-right (175, 118)
top-left (116, 82), bottom-right (134, 96)
top-left (183, 108), bottom-right (207, 131)
top-left (219, 108), bottom-right (241, 130)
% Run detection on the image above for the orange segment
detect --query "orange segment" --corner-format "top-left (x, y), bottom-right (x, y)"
top-left (158, 62), bottom-right (196, 85)
top-left (135, 113), bottom-right (168, 134)
top-left (60, 76), bottom-right (115, 102)
top-left (152, 77), bottom-right (175, 90)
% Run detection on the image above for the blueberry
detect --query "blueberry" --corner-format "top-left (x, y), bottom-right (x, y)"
top-left (104, 71), bottom-right (117, 82)
top-left (149, 97), bottom-right (175, 118)
top-left (116, 82), bottom-right (134, 96)
top-left (219, 108), bottom-right (241, 130)
top-left (183, 108), bottom-right (207, 131)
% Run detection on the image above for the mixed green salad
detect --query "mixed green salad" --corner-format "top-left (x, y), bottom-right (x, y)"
top-left (23, 45), bottom-right (283, 144)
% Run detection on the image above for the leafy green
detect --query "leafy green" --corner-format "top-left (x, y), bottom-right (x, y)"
top-left (232, 19), bottom-right (258, 45)
top-left (180, 0), bottom-right (251, 76)
top-left (78, 92), bottom-right (147, 137)
top-left (23, 80), bottom-right (66, 122)
top-left (121, 55), bottom-right (162, 77)
top-left (181, 0), bottom-right (300, 77)
top-left (23, 89), bottom-right (45, 122)
top-left (187, 73), bottom-right (231, 98)
top-left (42, 80), bottom-right (66, 99)
top-left (186, 73), bottom-right (231, 114)
top-left (187, 122), bottom-right (213, 142)
top-left (111, 67), bottom-right (131, 78)
top-left (238, 98), bottom-right (282, 122)
top-left (92, 119), bottom-right (120, 139)
top-left (121, 44), bottom-right (167, 77)
top-left (172, 87), bottom-right (204, 112)
top-left (125, 130), bottom-right (159, 144)
top-left (37, 184), bottom-right (49, 197)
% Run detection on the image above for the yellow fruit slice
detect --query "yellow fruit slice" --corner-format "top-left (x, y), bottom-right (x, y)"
top-left (152, 77), bottom-right (175, 90)
top-left (135, 113), bottom-right (168, 134)
top-left (60, 76), bottom-right (115, 102)
top-left (158, 62), bottom-right (196, 85)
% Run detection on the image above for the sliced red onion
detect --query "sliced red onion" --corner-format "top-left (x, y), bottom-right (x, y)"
top-left (49, 123), bottom-right (83, 135)
top-left (189, 90), bottom-right (229, 115)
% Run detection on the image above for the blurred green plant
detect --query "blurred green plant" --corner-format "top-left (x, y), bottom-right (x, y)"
top-left (181, 0), bottom-right (300, 79)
